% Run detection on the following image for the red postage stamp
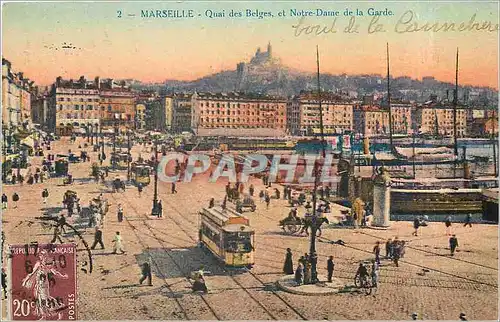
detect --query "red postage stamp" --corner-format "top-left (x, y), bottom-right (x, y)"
top-left (8, 243), bottom-right (77, 321)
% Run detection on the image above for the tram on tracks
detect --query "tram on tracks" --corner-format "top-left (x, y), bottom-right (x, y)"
top-left (199, 206), bottom-right (255, 268)
top-left (131, 162), bottom-right (151, 185)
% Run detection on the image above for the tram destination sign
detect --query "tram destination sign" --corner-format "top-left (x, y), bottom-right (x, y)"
top-left (8, 243), bottom-right (77, 320)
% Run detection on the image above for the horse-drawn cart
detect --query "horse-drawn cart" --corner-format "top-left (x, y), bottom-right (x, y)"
top-left (279, 217), bottom-right (303, 234)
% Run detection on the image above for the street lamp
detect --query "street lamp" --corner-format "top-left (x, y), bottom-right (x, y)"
top-left (112, 117), bottom-right (118, 169)
top-left (127, 129), bottom-right (132, 181)
top-left (151, 139), bottom-right (160, 216)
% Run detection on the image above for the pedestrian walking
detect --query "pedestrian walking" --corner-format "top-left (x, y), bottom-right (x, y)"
top-left (259, 190), bottom-right (265, 202)
top-left (283, 248), bottom-right (294, 275)
top-left (449, 234), bottom-right (459, 256)
top-left (117, 204), bottom-right (124, 222)
top-left (249, 184), bottom-right (254, 197)
top-left (42, 188), bottom-right (49, 204)
top-left (413, 217), bottom-right (420, 236)
top-left (137, 183), bottom-right (143, 197)
top-left (171, 182), bottom-right (177, 194)
top-left (294, 263), bottom-right (304, 285)
top-left (373, 241), bottom-right (381, 265)
top-left (90, 227), bottom-right (105, 250)
top-left (445, 216), bottom-right (452, 235)
top-left (1, 268), bottom-right (7, 299)
top-left (327, 256), bottom-right (335, 282)
top-left (1, 193), bottom-right (7, 210)
top-left (34, 172), bottom-right (39, 184)
top-left (12, 193), bottom-right (19, 209)
top-left (265, 193), bottom-right (270, 209)
top-left (112, 231), bottom-right (125, 254)
top-left (208, 198), bottom-right (215, 208)
top-left (139, 262), bottom-right (152, 286)
top-left (464, 213), bottom-right (473, 228)
top-left (157, 200), bottom-right (163, 218)
top-left (51, 226), bottom-right (63, 244)
top-left (393, 241), bottom-right (401, 267)
top-left (385, 238), bottom-right (392, 259)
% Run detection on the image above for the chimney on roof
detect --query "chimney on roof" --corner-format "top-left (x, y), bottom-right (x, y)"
top-left (430, 94), bottom-right (438, 102)
top-left (18, 72), bottom-right (24, 80)
top-left (56, 76), bottom-right (62, 87)
top-left (446, 90), bottom-right (449, 101)
top-left (94, 76), bottom-right (100, 90)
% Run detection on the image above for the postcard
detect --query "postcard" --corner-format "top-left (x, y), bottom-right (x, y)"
top-left (1, 1), bottom-right (498, 321)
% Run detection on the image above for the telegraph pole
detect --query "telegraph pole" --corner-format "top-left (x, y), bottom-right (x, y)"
top-left (387, 43), bottom-right (394, 152)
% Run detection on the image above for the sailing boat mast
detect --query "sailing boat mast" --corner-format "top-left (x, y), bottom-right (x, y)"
top-left (453, 48), bottom-right (459, 160)
top-left (387, 43), bottom-right (394, 152)
top-left (316, 45), bottom-right (326, 157)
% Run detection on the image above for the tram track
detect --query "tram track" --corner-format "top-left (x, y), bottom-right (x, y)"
top-left (107, 190), bottom-right (221, 320)
top-left (357, 230), bottom-right (498, 271)
top-left (159, 194), bottom-right (309, 320)
top-left (317, 235), bottom-right (498, 289)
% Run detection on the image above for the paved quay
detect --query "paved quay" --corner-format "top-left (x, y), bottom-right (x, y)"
top-left (1, 137), bottom-right (498, 320)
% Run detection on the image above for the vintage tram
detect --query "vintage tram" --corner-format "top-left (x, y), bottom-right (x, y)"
top-left (131, 162), bottom-right (151, 185)
top-left (199, 206), bottom-right (255, 268)
top-left (111, 152), bottom-right (131, 170)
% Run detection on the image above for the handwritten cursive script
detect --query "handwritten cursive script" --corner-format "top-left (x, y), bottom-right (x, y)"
top-left (395, 10), bottom-right (499, 33)
top-left (291, 10), bottom-right (499, 36)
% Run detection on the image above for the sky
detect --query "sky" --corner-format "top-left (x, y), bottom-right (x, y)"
top-left (2, 1), bottom-right (499, 89)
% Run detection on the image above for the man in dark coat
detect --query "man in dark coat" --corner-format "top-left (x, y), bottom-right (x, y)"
top-left (413, 217), bottom-right (420, 236)
top-left (51, 226), bottom-right (63, 244)
top-left (137, 183), bottom-right (143, 197)
top-left (1, 193), bottom-right (7, 210)
top-left (91, 227), bottom-right (105, 250)
top-left (139, 262), bottom-right (152, 286)
top-left (157, 200), bottom-right (163, 218)
top-left (12, 193), bottom-right (19, 209)
top-left (327, 256), bottom-right (335, 282)
top-left (42, 189), bottom-right (49, 204)
top-left (249, 184), bottom-right (254, 197)
top-left (449, 235), bottom-right (459, 256)
top-left (171, 182), bottom-right (177, 194)
top-left (283, 248), bottom-right (294, 274)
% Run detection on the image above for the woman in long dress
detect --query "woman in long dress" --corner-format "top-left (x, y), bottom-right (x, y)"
top-left (294, 263), bottom-right (304, 285)
top-left (21, 250), bottom-right (68, 320)
top-left (283, 248), bottom-right (294, 275)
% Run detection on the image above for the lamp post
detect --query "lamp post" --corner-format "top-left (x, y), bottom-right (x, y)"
top-left (100, 124), bottom-right (105, 166)
top-left (127, 130), bottom-right (131, 181)
top-left (151, 139), bottom-right (159, 216)
top-left (112, 117), bottom-right (117, 169)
